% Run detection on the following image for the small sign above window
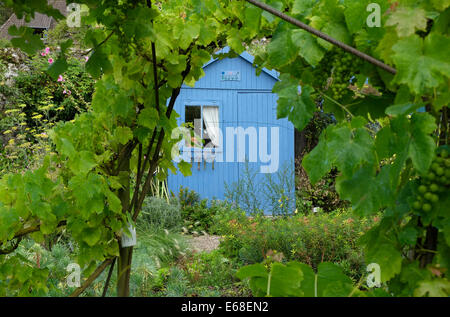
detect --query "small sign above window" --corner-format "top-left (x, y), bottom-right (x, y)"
top-left (221, 71), bottom-right (241, 81)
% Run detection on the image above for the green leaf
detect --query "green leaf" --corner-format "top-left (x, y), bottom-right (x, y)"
top-left (82, 227), bottom-right (102, 247)
top-left (138, 108), bottom-right (159, 130)
top-left (414, 279), bottom-right (450, 297)
top-left (268, 262), bottom-right (304, 297)
top-left (8, 26), bottom-right (44, 55)
top-left (288, 86), bottom-right (316, 131)
top-left (47, 58), bottom-right (68, 80)
top-left (343, 0), bottom-right (388, 34)
top-left (178, 161), bottom-right (192, 177)
top-left (291, 29), bottom-right (325, 66)
top-left (114, 126), bottom-right (133, 145)
top-left (398, 227), bottom-right (418, 245)
top-left (302, 133), bottom-right (332, 184)
top-left (70, 151), bottom-right (97, 175)
top-left (409, 113), bottom-right (437, 173)
top-left (267, 28), bottom-right (299, 68)
top-left (316, 262), bottom-right (354, 297)
top-left (365, 243), bottom-right (403, 282)
top-left (386, 7), bottom-right (427, 37)
top-left (385, 103), bottom-right (422, 116)
top-left (392, 34), bottom-right (450, 94)
top-left (58, 138), bottom-right (76, 157)
top-left (236, 263), bottom-right (267, 280)
top-left (292, 0), bottom-right (316, 17)
top-left (317, 22), bottom-right (351, 50)
top-left (273, 75), bottom-right (316, 132)
top-left (112, 93), bottom-right (134, 119)
top-left (86, 49), bottom-right (112, 78)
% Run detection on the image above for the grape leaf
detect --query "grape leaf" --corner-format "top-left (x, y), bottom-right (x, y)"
top-left (291, 29), bottom-right (325, 66)
top-left (392, 34), bottom-right (450, 94)
top-left (365, 242), bottom-right (403, 282)
top-left (47, 58), bottom-right (68, 81)
top-left (386, 7), bottom-right (427, 37)
top-left (414, 279), bottom-right (450, 297)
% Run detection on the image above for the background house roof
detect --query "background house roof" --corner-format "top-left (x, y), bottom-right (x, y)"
top-left (0, 0), bottom-right (67, 39)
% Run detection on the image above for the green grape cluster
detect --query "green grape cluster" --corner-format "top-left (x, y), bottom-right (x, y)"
top-left (312, 51), bottom-right (334, 88)
top-left (312, 49), bottom-right (363, 100)
top-left (329, 50), bottom-right (363, 100)
top-left (412, 149), bottom-right (450, 213)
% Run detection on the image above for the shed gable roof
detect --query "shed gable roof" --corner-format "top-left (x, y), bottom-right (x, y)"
top-left (203, 46), bottom-right (279, 81)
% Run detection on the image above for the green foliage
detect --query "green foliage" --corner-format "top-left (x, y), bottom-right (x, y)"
top-left (0, 48), bottom-right (94, 175)
top-left (181, 198), bottom-right (218, 235)
top-left (1, 0), bottom-right (448, 297)
top-left (137, 196), bottom-right (182, 231)
top-left (218, 211), bottom-right (376, 281)
top-left (152, 250), bottom-right (250, 297)
top-left (177, 186), bottom-right (201, 209)
top-left (237, 261), bottom-right (358, 297)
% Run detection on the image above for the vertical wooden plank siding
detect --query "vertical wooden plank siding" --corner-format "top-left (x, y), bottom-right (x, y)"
top-left (167, 52), bottom-right (295, 214)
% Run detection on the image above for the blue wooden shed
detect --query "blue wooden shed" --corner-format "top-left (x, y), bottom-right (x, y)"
top-left (168, 47), bottom-right (295, 214)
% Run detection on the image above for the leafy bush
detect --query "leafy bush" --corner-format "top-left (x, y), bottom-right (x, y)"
top-left (138, 196), bottom-right (182, 231)
top-left (176, 187), bottom-right (230, 234)
top-left (218, 211), bottom-right (378, 281)
top-left (0, 48), bottom-right (94, 175)
top-left (162, 250), bottom-right (251, 297)
top-left (295, 166), bottom-right (349, 213)
top-left (181, 199), bottom-right (216, 234)
top-left (177, 186), bottom-right (200, 208)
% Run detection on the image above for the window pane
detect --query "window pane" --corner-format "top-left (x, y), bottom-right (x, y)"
top-left (203, 106), bottom-right (219, 148)
top-left (185, 106), bottom-right (201, 147)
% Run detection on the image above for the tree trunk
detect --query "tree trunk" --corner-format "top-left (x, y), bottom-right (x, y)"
top-left (116, 151), bottom-right (133, 297)
top-left (117, 246), bottom-right (133, 296)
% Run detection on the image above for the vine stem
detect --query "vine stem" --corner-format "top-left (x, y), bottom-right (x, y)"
top-left (69, 258), bottom-right (115, 297)
top-left (244, 0), bottom-right (397, 74)
top-left (318, 90), bottom-right (354, 118)
top-left (85, 31), bottom-right (115, 55)
top-left (102, 257), bottom-right (116, 297)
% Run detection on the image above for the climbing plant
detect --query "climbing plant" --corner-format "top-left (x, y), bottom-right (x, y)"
top-left (240, 0), bottom-right (450, 296)
top-left (0, 0), bottom-right (449, 297)
top-left (0, 0), bottom-right (251, 297)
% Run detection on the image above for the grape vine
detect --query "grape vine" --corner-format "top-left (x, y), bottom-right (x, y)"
top-left (0, 0), bottom-right (449, 297)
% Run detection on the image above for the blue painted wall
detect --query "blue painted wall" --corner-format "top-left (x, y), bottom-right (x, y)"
top-left (167, 50), bottom-right (295, 214)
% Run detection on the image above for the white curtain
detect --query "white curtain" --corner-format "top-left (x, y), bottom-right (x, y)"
top-left (202, 106), bottom-right (220, 147)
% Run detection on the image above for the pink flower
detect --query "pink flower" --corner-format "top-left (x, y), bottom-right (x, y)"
top-left (57, 75), bottom-right (64, 82)
top-left (85, 56), bottom-right (89, 62)
top-left (41, 52), bottom-right (47, 57)
top-left (45, 47), bottom-right (50, 54)
top-left (48, 58), bottom-right (54, 64)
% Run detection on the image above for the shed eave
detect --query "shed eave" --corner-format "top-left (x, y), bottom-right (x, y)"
top-left (203, 46), bottom-right (280, 81)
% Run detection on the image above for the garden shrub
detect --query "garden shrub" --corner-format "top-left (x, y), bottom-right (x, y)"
top-left (0, 47), bottom-right (94, 175)
top-left (176, 186), bottom-right (234, 234)
top-left (138, 196), bottom-right (182, 231)
top-left (218, 211), bottom-right (378, 281)
top-left (170, 250), bottom-right (251, 297)
top-left (177, 186), bottom-right (200, 208)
